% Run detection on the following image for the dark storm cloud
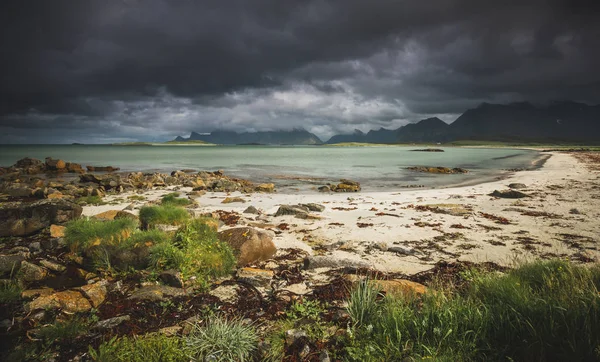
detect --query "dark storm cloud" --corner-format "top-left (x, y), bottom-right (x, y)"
top-left (1, 0), bottom-right (599, 143)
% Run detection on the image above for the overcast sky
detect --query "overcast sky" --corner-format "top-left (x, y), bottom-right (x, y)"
top-left (1, 0), bottom-right (599, 143)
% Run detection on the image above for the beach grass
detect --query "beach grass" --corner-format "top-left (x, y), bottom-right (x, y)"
top-left (160, 192), bottom-right (192, 206)
top-left (89, 334), bottom-right (188, 362)
top-left (64, 217), bottom-right (138, 253)
top-left (345, 259), bottom-right (600, 361)
top-left (149, 218), bottom-right (235, 282)
top-left (139, 205), bottom-right (190, 229)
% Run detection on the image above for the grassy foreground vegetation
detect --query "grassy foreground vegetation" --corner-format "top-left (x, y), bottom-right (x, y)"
top-left (139, 204), bottom-right (190, 229)
top-left (62, 211), bottom-right (233, 285)
top-left (345, 259), bottom-right (600, 361)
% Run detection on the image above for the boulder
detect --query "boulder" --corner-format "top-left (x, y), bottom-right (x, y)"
top-left (0, 199), bottom-right (82, 237)
top-left (65, 162), bottom-right (84, 173)
top-left (332, 179), bottom-right (361, 192)
top-left (13, 157), bottom-right (43, 170)
top-left (318, 185), bottom-right (331, 192)
top-left (489, 190), bottom-right (531, 199)
top-left (0, 183), bottom-right (33, 198)
top-left (26, 290), bottom-right (92, 313)
top-left (274, 205), bottom-right (309, 217)
top-left (406, 166), bottom-right (468, 174)
top-left (255, 183), bottom-right (275, 193)
top-left (86, 165), bottom-right (120, 172)
top-left (218, 227), bottom-right (277, 266)
top-left (45, 157), bottom-right (66, 171)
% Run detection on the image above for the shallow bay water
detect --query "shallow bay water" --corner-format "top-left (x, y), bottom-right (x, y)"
top-left (0, 145), bottom-right (541, 191)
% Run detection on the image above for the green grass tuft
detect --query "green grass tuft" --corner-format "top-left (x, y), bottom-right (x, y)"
top-left (139, 205), bottom-right (190, 229)
top-left (0, 280), bottom-right (22, 304)
top-left (64, 218), bottom-right (138, 253)
top-left (160, 193), bottom-right (192, 206)
top-left (89, 334), bottom-right (187, 362)
top-left (185, 315), bottom-right (258, 361)
top-left (345, 259), bottom-right (600, 361)
top-left (75, 195), bottom-right (106, 206)
top-left (149, 218), bottom-right (235, 283)
top-left (36, 317), bottom-right (89, 345)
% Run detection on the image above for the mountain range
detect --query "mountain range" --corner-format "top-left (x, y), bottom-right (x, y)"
top-left (173, 101), bottom-right (600, 145)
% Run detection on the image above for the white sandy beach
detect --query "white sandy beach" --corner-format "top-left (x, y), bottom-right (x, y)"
top-left (84, 152), bottom-right (600, 275)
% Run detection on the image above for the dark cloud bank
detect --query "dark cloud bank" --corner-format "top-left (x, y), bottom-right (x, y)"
top-left (1, 0), bottom-right (599, 143)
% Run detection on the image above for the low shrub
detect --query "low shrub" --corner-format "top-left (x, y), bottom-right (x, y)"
top-left (160, 193), bottom-right (192, 207)
top-left (139, 205), bottom-right (190, 229)
top-left (185, 315), bottom-right (258, 362)
top-left (89, 334), bottom-right (187, 362)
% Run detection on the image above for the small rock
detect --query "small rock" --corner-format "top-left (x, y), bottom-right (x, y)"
top-left (285, 329), bottom-right (308, 347)
top-left (209, 284), bottom-right (239, 303)
top-left (236, 267), bottom-right (274, 288)
top-left (128, 285), bottom-right (188, 301)
top-left (222, 197), bottom-right (246, 204)
top-left (318, 185), bottom-right (330, 192)
top-left (21, 288), bottom-right (55, 299)
top-left (255, 183), bottom-right (275, 193)
top-left (92, 210), bottom-right (120, 220)
top-left (159, 325), bottom-right (182, 336)
top-left (0, 254), bottom-right (25, 276)
top-left (304, 256), bottom-right (370, 270)
top-left (39, 259), bottom-right (66, 273)
top-left (41, 238), bottom-right (60, 250)
top-left (80, 282), bottom-right (108, 307)
top-left (319, 350), bottom-right (331, 362)
top-left (50, 224), bottom-right (66, 238)
top-left (301, 203), bottom-right (325, 212)
top-left (160, 270), bottom-right (184, 288)
top-left (94, 315), bottom-right (131, 330)
top-left (18, 261), bottom-right (48, 283)
top-left (181, 315), bottom-right (201, 335)
top-left (28, 242), bottom-right (42, 252)
top-left (243, 206), bottom-right (260, 214)
top-left (387, 246), bottom-right (417, 255)
top-left (508, 183), bottom-right (527, 189)
top-left (489, 190), bottom-right (531, 199)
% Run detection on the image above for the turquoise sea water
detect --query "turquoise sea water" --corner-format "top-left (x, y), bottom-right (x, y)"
top-left (0, 145), bottom-right (541, 191)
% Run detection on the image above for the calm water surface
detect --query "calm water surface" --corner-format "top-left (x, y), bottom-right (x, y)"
top-left (0, 145), bottom-right (542, 191)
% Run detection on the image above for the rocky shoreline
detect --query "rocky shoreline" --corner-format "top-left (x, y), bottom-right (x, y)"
top-left (1, 152), bottom-right (599, 361)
